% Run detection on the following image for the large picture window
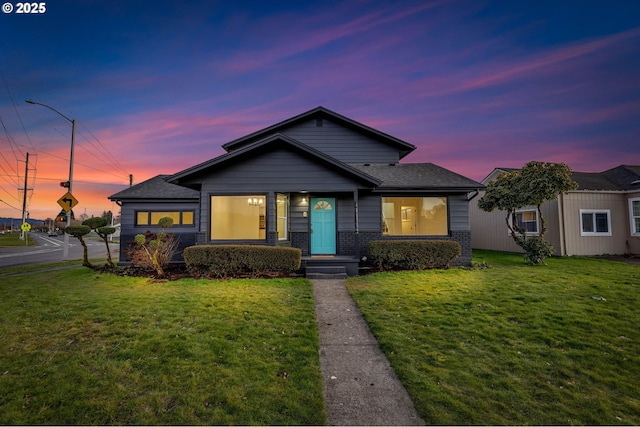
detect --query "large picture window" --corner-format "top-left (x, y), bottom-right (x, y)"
top-left (211, 195), bottom-right (266, 240)
top-left (630, 198), bottom-right (640, 236)
top-left (382, 197), bottom-right (448, 236)
top-left (580, 209), bottom-right (611, 236)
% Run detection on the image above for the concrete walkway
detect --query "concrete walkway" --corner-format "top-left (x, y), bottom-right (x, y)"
top-left (312, 279), bottom-right (425, 426)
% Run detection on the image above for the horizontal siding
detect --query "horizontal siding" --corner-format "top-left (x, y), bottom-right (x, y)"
top-left (358, 194), bottom-right (382, 231)
top-left (282, 119), bottom-right (400, 164)
top-left (120, 201), bottom-right (199, 235)
top-left (449, 195), bottom-right (469, 231)
top-left (336, 196), bottom-right (355, 231)
top-left (118, 201), bottom-right (199, 263)
top-left (199, 148), bottom-right (365, 193)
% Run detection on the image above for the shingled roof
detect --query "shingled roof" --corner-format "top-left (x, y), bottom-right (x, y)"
top-left (109, 175), bottom-right (200, 201)
top-left (350, 163), bottom-right (483, 191)
top-left (487, 165), bottom-right (640, 192)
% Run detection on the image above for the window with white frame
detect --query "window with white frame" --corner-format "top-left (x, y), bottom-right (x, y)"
top-left (580, 209), bottom-right (611, 236)
top-left (276, 193), bottom-right (289, 240)
top-left (508, 209), bottom-right (539, 235)
top-left (630, 198), bottom-right (640, 235)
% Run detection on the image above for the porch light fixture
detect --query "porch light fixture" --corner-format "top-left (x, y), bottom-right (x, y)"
top-left (247, 197), bottom-right (263, 206)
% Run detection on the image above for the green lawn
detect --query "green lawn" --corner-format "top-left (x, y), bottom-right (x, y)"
top-left (0, 268), bottom-right (325, 425)
top-left (346, 251), bottom-right (640, 425)
top-left (0, 231), bottom-right (34, 246)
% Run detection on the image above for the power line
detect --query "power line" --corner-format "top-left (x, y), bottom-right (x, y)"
top-left (78, 124), bottom-right (129, 177)
top-left (0, 198), bottom-right (21, 211)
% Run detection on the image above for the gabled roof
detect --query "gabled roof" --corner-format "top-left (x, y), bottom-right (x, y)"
top-left (221, 106), bottom-right (417, 159)
top-left (350, 163), bottom-right (483, 192)
top-left (108, 175), bottom-right (200, 201)
top-left (602, 165), bottom-right (640, 191)
top-left (169, 133), bottom-right (382, 186)
top-left (482, 165), bottom-right (640, 191)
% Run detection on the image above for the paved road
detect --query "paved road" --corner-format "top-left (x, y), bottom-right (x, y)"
top-left (0, 232), bottom-right (119, 269)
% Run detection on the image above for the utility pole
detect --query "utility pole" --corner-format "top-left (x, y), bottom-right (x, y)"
top-left (20, 152), bottom-right (29, 241)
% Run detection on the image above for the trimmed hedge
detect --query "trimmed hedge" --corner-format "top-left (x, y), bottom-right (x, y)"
top-left (368, 240), bottom-right (461, 271)
top-left (183, 245), bottom-right (302, 278)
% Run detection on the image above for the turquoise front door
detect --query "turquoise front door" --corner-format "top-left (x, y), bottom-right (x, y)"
top-left (310, 197), bottom-right (336, 254)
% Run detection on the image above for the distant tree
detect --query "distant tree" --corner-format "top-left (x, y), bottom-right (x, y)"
top-left (83, 217), bottom-right (116, 267)
top-left (101, 210), bottom-right (113, 224)
top-left (478, 161), bottom-right (578, 264)
top-left (66, 225), bottom-right (92, 267)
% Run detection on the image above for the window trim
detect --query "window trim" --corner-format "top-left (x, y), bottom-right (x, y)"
top-left (579, 209), bottom-right (612, 236)
top-left (630, 198), bottom-right (640, 236)
top-left (276, 193), bottom-right (289, 241)
top-left (508, 209), bottom-right (539, 235)
top-left (134, 210), bottom-right (195, 227)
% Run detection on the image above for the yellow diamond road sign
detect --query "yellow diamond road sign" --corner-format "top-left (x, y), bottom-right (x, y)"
top-left (57, 192), bottom-right (79, 212)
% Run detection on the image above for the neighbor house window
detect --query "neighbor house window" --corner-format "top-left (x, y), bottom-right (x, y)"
top-left (277, 193), bottom-right (288, 240)
top-left (580, 209), bottom-right (611, 236)
top-left (382, 197), bottom-right (447, 236)
top-left (135, 210), bottom-right (194, 226)
top-left (509, 209), bottom-right (539, 234)
top-left (211, 195), bottom-right (266, 240)
top-left (630, 198), bottom-right (640, 235)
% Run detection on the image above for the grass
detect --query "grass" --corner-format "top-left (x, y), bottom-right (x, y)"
top-left (0, 267), bottom-right (325, 425)
top-left (0, 231), bottom-right (35, 246)
top-left (346, 250), bottom-right (640, 425)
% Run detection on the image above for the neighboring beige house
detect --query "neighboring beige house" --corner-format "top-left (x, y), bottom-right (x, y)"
top-left (470, 165), bottom-right (640, 256)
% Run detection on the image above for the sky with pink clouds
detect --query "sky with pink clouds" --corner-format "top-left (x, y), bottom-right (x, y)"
top-left (1, 0), bottom-right (639, 221)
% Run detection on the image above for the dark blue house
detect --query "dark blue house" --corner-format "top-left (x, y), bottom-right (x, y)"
top-left (109, 107), bottom-right (483, 275)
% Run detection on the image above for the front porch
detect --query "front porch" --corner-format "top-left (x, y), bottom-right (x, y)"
top-left (302, 255), bottom-right (360, 279)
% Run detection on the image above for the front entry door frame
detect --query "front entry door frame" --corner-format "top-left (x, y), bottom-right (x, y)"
top-left (310, 197), bottom-right (336, 255)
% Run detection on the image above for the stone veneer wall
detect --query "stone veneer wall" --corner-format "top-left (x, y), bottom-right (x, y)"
top-left (291, 231), bottom-right (310, 256)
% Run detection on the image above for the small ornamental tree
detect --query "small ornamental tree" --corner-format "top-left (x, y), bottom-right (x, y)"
top-left (83, 217), bottom-right (116, 267)
top-left (66, 225), bottom-right (92, 267)
top-left (478, 161), bottom-right (578, 264)
top-left (132, 216), bottom-right (177, 277)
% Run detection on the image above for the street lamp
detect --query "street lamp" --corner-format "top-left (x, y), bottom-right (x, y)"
top-left (25, 99), bottom-right (76, 261)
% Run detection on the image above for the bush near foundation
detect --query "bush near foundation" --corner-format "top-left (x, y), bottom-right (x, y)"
top-left (368, 240), bottom-right (461, 271)
top-left (184, 245), bottom-right (302, 278)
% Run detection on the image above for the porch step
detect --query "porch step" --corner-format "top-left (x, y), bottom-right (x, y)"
top-left (305, 265), bottom-right (348, 280)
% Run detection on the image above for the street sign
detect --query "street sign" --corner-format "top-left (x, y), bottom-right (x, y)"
top-left (21, 222), bottom-right (31, 232)
top-left (57, 192), bottom-right (79, 212)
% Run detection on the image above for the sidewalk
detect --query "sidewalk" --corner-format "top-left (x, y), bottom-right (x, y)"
top-left (311, 279), bottom-right (425, 426)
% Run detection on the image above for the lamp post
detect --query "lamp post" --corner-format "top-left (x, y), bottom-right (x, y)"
top-left (25, 100), bottom-right (76, 260)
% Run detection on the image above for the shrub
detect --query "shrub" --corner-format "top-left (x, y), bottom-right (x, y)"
top-left (184, 245), bottom-right (302, 278)
top-left (367, 240), bottom-right (461, 271)
top-left (520, 236), bottom-right (554, 265)
top-left (127, 217), bottom-right (177, 277)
